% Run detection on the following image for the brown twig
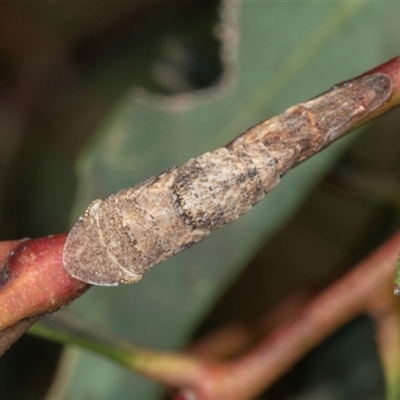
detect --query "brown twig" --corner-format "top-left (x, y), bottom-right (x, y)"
top-left (0, 317), bottom-right (39, 356)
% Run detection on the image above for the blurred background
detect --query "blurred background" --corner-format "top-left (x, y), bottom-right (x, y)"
top-left (1, 1), bottom-right (400, 399)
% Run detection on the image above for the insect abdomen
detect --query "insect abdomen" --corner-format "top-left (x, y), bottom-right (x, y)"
top-left (174, 144), bottom-right (279, 230)
top-left (63, 141), bottom-right (295, 286)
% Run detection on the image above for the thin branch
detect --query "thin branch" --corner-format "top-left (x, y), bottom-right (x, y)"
top-left (212, 231), bottom-right (400, 399)
top-left (187, 292), bottom-right (311, 360)
top-left (0, 317), bottom-right (39, 356)
top-left (29, 312), bottom-right (208, 389)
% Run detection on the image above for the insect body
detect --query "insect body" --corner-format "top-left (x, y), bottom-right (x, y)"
top-left (63, 73), bottom-right (391, 286)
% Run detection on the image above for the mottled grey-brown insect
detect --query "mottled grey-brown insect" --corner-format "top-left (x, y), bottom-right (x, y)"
top-left (63, 73), bottom-right (392, 286)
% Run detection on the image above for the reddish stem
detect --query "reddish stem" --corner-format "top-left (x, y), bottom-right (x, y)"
top-left (0, 235), bottom-right (90, 332)
top-left (188, 292), bottom-right (311, 360)
top-left (175, 231), bottom-right (400, 399)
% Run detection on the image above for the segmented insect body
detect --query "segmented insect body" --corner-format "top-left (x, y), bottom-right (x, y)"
top-left (63, 73), bottom-right (391, 285)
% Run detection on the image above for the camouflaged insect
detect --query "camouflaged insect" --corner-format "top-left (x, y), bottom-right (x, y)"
top-left (63, 73), bottom-right (392, 286)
